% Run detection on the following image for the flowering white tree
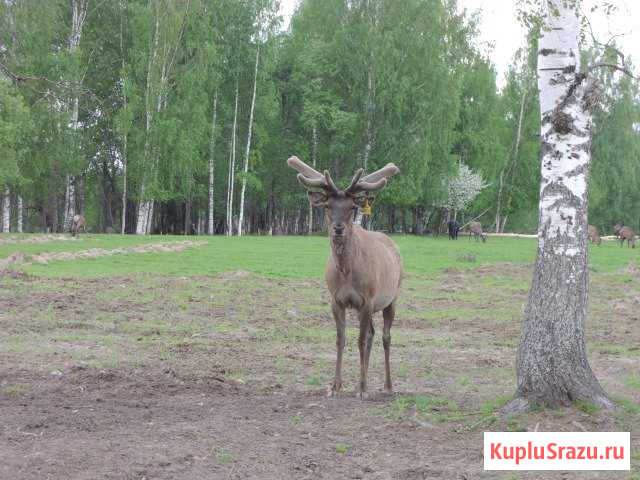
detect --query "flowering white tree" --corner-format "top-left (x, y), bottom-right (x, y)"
top-left (444, 163), bottom-right (489, 218)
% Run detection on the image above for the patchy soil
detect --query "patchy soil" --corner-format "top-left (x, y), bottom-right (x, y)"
top-left (0, 234), bottom-right (80, 245)
top-left (0, 264), bottom-right (639, 479)
top-left (0, 240), bottom-right (206, 266)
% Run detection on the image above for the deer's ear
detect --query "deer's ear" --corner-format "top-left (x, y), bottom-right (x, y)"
top-left (307, 191), bottom-right (328, 207)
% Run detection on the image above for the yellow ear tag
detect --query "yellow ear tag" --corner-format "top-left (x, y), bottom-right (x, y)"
top-left (362, 199), bottom-right (372, 215)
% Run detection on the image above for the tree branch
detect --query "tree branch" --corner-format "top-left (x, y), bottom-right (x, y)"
top-left (588, 63), bottom-right (638, 80)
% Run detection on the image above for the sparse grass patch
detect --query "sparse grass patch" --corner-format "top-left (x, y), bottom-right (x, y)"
top-left (506, 415), bottom-right (528, 432)
top-left (388, 394), bottom-right (461, 422)
top-left (335, 443), bottom-right (349, 454)
top-left (624, 375), bottom-right (640, 390)
top-left (613, 396), bottom-right (640, 426)
top-left (0, 383), bottom-right (27, 397)
top-left (575, 399), bottom-right (601, 415)
top-left (216, 452), bottom-right (234, 464)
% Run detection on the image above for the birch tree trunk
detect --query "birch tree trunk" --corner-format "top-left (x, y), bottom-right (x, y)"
top-left (238, 45), bottom-right (260, 237)
top-left (135, 0), bottom-right (189, 235)
top-left (496, 87), bottom-right (527, 233)
top-left (120, 1), bottom-right (128, 235)
top-left (2, 188), bottom-right (10, 232)
top-left (355, 63), bottom-right (374, 227)
top-left (136, 3), bottom-right (160, 235)
top-left (63, 0), bottom-right (87, 232)
top-left (17, 195), bottom-right (22, 233)
top-left (208, 90), bottom-right (218, 235)
top-left (63, 173), bottom-right (75, 232)
top-left (308, 124), bottom-right (318, 235)
top-left (226, 81), bottom-right (239, 236)
top-left (506, 2), bottom-right (611, 413)
top-left (121, 135), bottom-right (128, 234)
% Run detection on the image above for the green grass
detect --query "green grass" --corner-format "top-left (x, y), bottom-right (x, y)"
top-left (1, 233), bottom-right (636, 279)
top-left (575, 399), bottom-right (602, 415)
top-left (334, 443), bottom-right (349, 454)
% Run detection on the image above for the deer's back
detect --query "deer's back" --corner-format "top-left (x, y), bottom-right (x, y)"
top-left (620, 227), bottom-right (635, 239)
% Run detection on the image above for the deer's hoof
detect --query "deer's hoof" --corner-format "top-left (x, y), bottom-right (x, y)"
top-left (328, 382), bottom-right (342, 397)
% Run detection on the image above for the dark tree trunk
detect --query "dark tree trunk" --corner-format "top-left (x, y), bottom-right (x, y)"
top-left (185, 199), bottom-right (191, 235)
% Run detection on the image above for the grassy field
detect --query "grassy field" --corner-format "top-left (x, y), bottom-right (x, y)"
top-left (1, 232), bottom-right (636, 278)
top-left (0, 233), bottom-right (639, 479)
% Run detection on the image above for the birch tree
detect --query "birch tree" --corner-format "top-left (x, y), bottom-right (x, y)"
top-left (136, 0), bottom-right (189, 234)
top-left (119, 0), bottom-right (128, 234)
top-left (226, 81), bottom-right (239, 236)
top-left (63, 0), bottom-right (87, 232)
top-left (238, 45), bottom-right (260, 237)
top-left (208, 89), bottom-right (218, 235)
top-left (505, 0), bottom-right (631, 412)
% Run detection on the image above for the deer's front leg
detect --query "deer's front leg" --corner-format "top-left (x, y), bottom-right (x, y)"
top-left (330, 300), bottom-right (346, 396)
top-left (357, 303), bottom-right (374, 399)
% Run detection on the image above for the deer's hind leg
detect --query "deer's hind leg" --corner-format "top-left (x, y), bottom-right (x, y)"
top-left (382, 302), bottom-right (395, 394)
top-left (330, 300), bottom-right (346, 396)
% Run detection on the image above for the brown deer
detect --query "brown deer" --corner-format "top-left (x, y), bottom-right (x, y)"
top-left (468, 221), bottom-right (486, 243)
top-left (614, 224), bottom-right (636, 248)
top-left (287, 156), bottom-right (402, 398)
top-left (587, 225), bottom-right (601, 245)
top-left (71, 214), bottom-right (86, 236)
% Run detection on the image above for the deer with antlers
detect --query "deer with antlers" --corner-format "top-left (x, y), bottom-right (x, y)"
top-left (287, 156), bottom-right (402, 399)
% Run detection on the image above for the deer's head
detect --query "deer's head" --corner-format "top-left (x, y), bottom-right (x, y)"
top-left (287, 156), bottom-right (399, 242)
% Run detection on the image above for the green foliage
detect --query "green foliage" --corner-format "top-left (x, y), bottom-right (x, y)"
top-left (1, 1), bottom-right (639, 235)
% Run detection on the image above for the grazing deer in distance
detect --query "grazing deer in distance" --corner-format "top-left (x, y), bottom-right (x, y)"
top-left (287, 156), bottom-right (403, 399)
top-left (614, 224), bottom-right (636, 248)
top-left (468, 221), bottom-right (487, 243)
top-left (447, 219), bottom-right (460, 240)
top-left (587, 225), bottom-right (601, 245)
top-left (71, 214), bottom-right (86, 236)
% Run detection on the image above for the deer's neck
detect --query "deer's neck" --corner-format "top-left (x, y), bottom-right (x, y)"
top-left (331, 231), bottom-right (357, 275)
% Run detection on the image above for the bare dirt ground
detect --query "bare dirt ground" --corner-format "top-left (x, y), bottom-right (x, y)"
top-left (0, 240), bottom-right (206, 267)
top-left (1, 263), bottom-right (639, 479)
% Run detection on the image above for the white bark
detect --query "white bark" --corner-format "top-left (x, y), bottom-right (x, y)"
top-left (63, 173), bottom-right (76, 232)
top-left (238, 45), bottom-right (260, 237)
top-left (208, 89), bottom-right (218, 235)
top-left (136, 3), bottom-right (160, 235)
top-left (226, 81), bottom-right (239, 236)
top-left (509, 1), bottom-right (611, 411)
top-left (2, 188), bottom-right (10, 232)
top-left (355, 63), bottom-right (375, 227)
top-left (120, 1), bottom-right (128, 235)
top-left (308, 124), bottom-right (318, 235)
top-left (63, 0), bottom-right (87, 232)
top-left (496, 87), bottom-right (527, 233)
top-left (536, 8), bottom-right (587, 255)
top-left (17, 195), bottom-right (22, 233)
